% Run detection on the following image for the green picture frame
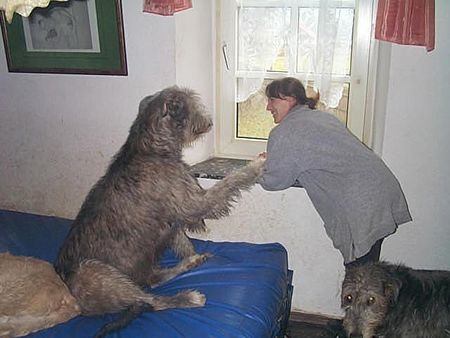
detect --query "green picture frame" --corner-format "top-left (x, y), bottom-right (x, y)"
top-left (0, 0), bottom-right (127, 75)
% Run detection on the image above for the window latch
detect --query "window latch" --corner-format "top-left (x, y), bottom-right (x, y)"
top-left (222, 43), bottom-right (230, 71)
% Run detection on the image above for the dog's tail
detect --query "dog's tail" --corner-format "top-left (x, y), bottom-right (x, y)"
top-left (93, 303), bottom-right (153, 338)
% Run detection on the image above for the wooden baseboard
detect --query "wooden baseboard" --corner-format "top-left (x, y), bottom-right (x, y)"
top-left (289, 311), bottom-right (342, 326)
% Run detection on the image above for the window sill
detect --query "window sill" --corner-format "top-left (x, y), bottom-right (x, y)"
top-left (190, 157), bottom-right (250, 180)
top-left (190, 157), bottom-right (302, 188)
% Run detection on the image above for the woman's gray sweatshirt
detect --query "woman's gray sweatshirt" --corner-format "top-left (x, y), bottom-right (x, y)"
top-left (258, 105), bottom-right (412, 263)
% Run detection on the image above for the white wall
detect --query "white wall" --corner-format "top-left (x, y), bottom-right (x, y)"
top-left (1, 0), bottom-right (449, 317)
top-left (380, 1), bottom-right (450, 270)
top-left (0, 1), bottom-right (214, 216)
top-left (175, 1), bottom-right (215, 164)
top-left (193, 180), bottom-right (345, 316)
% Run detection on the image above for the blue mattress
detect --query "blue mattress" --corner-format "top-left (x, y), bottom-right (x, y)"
top-left (0, 210), bottom-right (293, 338)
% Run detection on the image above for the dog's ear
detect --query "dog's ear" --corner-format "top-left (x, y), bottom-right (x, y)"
top-left (384, 276), bottom-right (401, 305)
top-left (163, 98), bottom-right (186, 123)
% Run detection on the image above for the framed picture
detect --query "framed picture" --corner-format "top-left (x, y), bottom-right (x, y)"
top-left (0, 0), bottom-right (127, 75)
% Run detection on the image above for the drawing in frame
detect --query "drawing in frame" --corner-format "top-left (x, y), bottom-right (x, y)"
top-left (0, 0), bottom-right (127, 75)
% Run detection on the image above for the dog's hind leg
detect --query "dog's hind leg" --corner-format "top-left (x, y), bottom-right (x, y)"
top-left (170, 226), bottom-right (197, 258)
top-left (148, 252), bottom-right (210, 288)
top-left (66, 260), bottom-right (205, 315)
top-left (145, 224), bottom-right (211, 288)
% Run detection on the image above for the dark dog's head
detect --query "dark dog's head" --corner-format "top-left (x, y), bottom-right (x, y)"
top-left (128, 86), bottom-right (212, 156)
top-left (341, 262), bottom-right (402, 338)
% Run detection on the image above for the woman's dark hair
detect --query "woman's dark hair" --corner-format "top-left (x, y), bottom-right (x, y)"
top-left (265, 77), bottom-right (318, 109)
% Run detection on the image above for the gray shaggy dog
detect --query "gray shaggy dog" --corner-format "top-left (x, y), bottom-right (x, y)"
top-left (54, 86), bottom-right (265, 338)
top-left (341, 261), bottom-right (450, 338)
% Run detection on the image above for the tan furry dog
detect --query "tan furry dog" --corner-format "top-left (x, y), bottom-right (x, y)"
top-left (0, 252), bottom-right (80, 338)
top-left (54, 86), bottom-right (265, 337)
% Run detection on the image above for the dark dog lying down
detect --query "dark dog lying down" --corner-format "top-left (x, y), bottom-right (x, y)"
top-left (54, 86), bottom-right (265, 337)
top-left (341, 261), bottom-right (450, 338)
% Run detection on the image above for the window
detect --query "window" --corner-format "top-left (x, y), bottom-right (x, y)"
top-left (216, 0), bottom-right (376, 159)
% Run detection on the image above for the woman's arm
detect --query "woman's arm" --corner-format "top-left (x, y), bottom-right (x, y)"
top-left (258, 129), bottom-right (300, 191)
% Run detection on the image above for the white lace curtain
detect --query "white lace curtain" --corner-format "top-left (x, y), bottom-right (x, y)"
top-left (236, 0), bottom-right (351, 108)
top-left (0, 0), bottom-right (67, 23)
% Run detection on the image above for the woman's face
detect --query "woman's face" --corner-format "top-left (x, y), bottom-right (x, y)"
top-left (266, 95), bottom-right (297, 124)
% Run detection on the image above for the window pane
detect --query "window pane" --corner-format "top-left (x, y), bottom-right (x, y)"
top-left (237, 79), bottom-right (274, 139)
top-left (237, 79), bottom-right (350, 139)
top-left (318, 82), bottom-right (350, 125)
top-left (297, 7), bottom-right (354, 75)
top-left (238, 7), bottom-right (291, 72)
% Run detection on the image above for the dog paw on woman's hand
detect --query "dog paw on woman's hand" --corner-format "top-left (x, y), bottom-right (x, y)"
top-left (257, 151), bottom-right (267, 160)
top-left (247, 154), bottom-right (266, 176)
top-left (252, 152), bottom-right (266, 164)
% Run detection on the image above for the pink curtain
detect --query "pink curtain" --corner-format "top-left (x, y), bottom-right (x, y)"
top-left (143, 0), bottom-right (192, 16)
top-left (375, 0), bottom-right (435, 51)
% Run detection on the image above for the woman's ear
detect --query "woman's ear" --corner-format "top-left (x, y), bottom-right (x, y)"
top-left (286, 96), bottom-right (297, 109)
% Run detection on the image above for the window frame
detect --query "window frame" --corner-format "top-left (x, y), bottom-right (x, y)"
top-left (215, 0), bottom-right (378, 159)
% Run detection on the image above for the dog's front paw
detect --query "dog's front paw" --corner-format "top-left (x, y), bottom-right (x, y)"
top-left (247, 154), bottom-right (266, 176)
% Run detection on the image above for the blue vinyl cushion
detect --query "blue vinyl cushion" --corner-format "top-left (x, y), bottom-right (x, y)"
top-left (0, 210), bottom-right (290, 338)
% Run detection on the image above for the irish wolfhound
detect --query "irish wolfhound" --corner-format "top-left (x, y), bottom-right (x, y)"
top-left (54, 86), bottom-right (265, 337)
top-left (341, 261), bottom-right (450, 338)
top-left (0, 252), bottom-right (80, 337)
